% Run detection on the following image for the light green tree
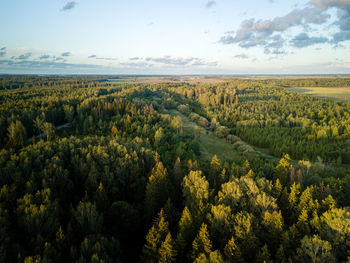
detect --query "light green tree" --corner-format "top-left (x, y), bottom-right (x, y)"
top-left (182, 170), bottom-right (209, 219)
top-left (171, 116), bottom-right (182, 134)
top-left (42, 122), bottom-right (55, 141)
top-left (297, 235), bottom-right (334, 263)
top-left (7, 120), bottom-right (26, 149)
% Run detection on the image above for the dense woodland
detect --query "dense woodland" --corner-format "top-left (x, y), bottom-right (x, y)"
top-left (1, 75), bottom-right (350, 262)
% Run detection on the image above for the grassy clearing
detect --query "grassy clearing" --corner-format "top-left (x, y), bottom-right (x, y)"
top-left (168, 109), bottom-right (316, 168)
top-left (168, 109), bottom-right (242, 163)
top-left (286, 86), bottom-right (350, 101)
top-left (167, 108), bottom-right (349, 170)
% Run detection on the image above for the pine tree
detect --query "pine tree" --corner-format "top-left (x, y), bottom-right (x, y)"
top-left (182, 170), bottom-right (209, 220)
top-left (142, 209), bottom-right (170, 263)
top-left (256, 244), bottom-right (272, 263)
top-left (192, 223), bottom-right (212, 260)
top-left (208, 250), bottom-right (224, 263)
top-left (175, 206), bottom-right (195, 262)
top-left (289, 183), bottom-right (301, 210)
top-left (210, 155), bottom-right (221, 175)
top-left (7, 120), bottom-right (26, 149)
top-left (159, 233), bottom-right (176, 263)
top-left (209, 154), bottom-right (221, 190)
top-left (275, 154), bottom-right (291, 186)
top-left (33, 116), bottom-right (43, 138)
top-left (42, 122), bottom-right (55, 141)
top-left (173, 157), bottom-right (183, 188)
top-left (154, 127), bottom-right (164, 146)
top-left (145, 162), bottom-right (169, 222)
top-left (273, 178), bottom-right (283, 198)
top-left (224, 237), bottom-right (243, 262)
top-left (143, 225), bottom-right (161, 262)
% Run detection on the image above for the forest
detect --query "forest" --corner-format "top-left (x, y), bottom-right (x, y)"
top-left (1, 75), bottom-right (350, 262)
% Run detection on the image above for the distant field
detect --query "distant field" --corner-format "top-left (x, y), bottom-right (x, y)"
top-left (286, 86), bottom-right (350, 101)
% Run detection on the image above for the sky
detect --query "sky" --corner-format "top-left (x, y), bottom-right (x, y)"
top-left (0, 0), bottom-right (350, 74)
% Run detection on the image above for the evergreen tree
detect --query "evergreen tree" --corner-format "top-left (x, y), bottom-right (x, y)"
top-left (175, 206), bottom-right (195, 261)
top-left (142, 209), bottom-right (170, 263)
top-left (256, 244), bottom-right (272, 263)
top-left (173, 157), bottom-right (183, 188)
top-left (145, 162), bottom-right (170, 222)
top-left (275, 154), bottom-right (291, 186)
top-left (192, 223), bottom-right (212, 260)
top-left (210, 155), bottom-right (221, 189)
top-left (224, 237), bottom-right (243, 262)
top-left (182, 170), bottom-right (209, 220)
top-left (7, 120), bottom-right (26, 149)
top-left (159, 233), bottom-right (176, 263)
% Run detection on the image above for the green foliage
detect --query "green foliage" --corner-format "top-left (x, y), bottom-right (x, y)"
top-left (171, 116), bottom-right (183, 134)
top-left (275, 154), bottom-right (291, 186)
top-left (159, 233), bottom-right (176, 263)
top-left (182, 170), bottom-right (209, 219)
top-left (208, 204), bottom-right (232, 249)
top-left (145, 162), bottom-right (170, 222)
top-left (192, 223), bottom-right (212, 260)
top-left (108, 201), bottom-right (139, 239)
top-left (7, 120), bottom-right (26, 149)
top-left (224, 237), bottom-right (243, 262)
top-left (74, 201), bottom-right (103, 235)
top-left (1, 76), bottom-right (350, 262)
top-left (297, 235), bottom-right (334, 263)
top-left (175, 206), bottom-right (195, 262)
top-left (142, 209), bottom-right (175, 263)
top-left (256, 244), bottom-right (272, 263)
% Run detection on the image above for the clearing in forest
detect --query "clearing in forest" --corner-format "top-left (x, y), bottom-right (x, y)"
top-left (168, 110), bottom-right (241, 162)
top-left (286, 86), bottom-right (350, 101)
top-left (168, 109), bottom-right (292, 164)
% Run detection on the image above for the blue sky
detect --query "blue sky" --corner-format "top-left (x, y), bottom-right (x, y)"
top-left (0, 0), bottom-right (350, 74)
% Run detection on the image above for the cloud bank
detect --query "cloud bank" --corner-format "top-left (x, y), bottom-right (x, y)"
top-left (220, 0), bottom-right (350, 55)
top-left (206, 1), bottom-right (216, 9)
top-left (61, 2), bottom-right (77, 11)
top-left (234, 53), bottom-right (249, 59)
top-left (39, 55), bottom-right (50, 60)
top-left (61, 52), bottom-right (71, 57)
top-left (0, 47), bottom-right (6, 57)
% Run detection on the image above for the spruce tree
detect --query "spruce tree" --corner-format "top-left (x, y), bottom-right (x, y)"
top-left (159, 233), bottom-right (176, 263)
top-left (192, 223), bottom-right (212, 260)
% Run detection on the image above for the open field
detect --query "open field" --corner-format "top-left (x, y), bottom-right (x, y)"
top-left (286, 86), bottom-right (350, 101)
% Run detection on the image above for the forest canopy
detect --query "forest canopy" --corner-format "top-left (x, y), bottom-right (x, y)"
top-left (0, 75), bottom-right (350, 262)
